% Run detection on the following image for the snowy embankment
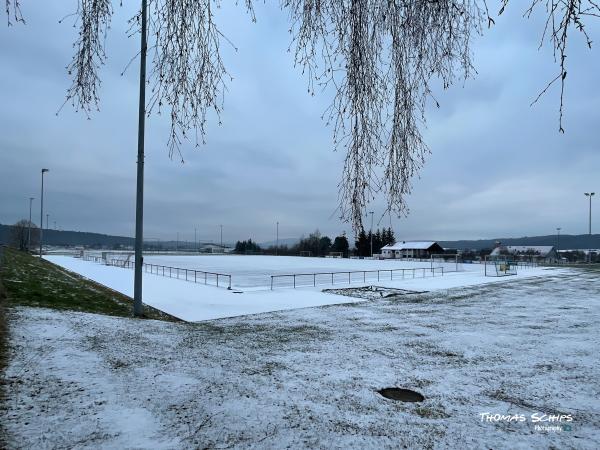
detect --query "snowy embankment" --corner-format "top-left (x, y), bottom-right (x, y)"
top-left (3, 269), bottom-right (599, 449)
top-left (46, 255), bottom-right (566, 322)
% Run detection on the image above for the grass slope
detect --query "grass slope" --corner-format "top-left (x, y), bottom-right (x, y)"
top-left (0, 246), bottom-right (176, 321)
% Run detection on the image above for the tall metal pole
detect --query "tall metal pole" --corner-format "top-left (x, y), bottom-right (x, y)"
top-left (46, 214), bottom-right (49, 232)
top-left (584, 192), bottom-right (595, 263)
top-left (194, 227), bottom-right (197, 252)
top-left (220, 225), bottom-right (223, 248)
top-left (369, 211), bottom-right (374, 257)
top-left (276, 221), bottom-right (279, 256)
top-left (556, 227), bottom-right (561, 261)
top-left (28, 197), bottom-right (34, 252)
top-left (133, 0), bottom-right (148, 317)
top-left (39, 169), bottom-right (48, 258)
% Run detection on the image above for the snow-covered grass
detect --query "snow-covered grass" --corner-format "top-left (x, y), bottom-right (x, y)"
top-left (3, 268), bottom-right (599, 449)
top-left (46, 255), bottom-right (565, 322)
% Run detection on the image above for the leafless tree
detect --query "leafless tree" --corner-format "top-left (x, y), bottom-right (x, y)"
top-left (9, 220), bottom-right (39, 251)
top-left (5, 1), bottom-right (600, 232)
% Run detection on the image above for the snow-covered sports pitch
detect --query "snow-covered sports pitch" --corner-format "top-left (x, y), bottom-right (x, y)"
top-left (46, 254), bottom-right (560, 322)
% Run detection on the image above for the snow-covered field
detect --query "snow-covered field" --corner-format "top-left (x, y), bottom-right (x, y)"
top-left (45, 255), bottom-right (558, 322)
top-left (3, 268), bottom-right (599, 449)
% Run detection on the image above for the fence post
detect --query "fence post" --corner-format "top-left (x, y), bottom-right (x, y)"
top-left (217, 274), bottom-right (219, 287)
top-left (294, 275), bottom-right (296, 289)
top-left (377, 271), bottom-right (380, 282)
top-left (185, 269), bottom-right (188, 281)
top-left (271, 276), bottom-right (273, 290)
top-left (332, 273), bottom-right (334, 284)
top-left (229, 276), bottom-right (231, 290)
top-left (205, 272), bottom-right (207, 284)
top-left (348, 272), bottom-right (350, 284)
top-left (195, 271), bottom-right (197, 283)
top-left (363, 271), bottom-right (365, 283)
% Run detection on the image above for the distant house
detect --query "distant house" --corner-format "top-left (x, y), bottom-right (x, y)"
top-left (489, 245), bottom-right (558, 263)
top-left (381, 241), bottom-right (444, 259)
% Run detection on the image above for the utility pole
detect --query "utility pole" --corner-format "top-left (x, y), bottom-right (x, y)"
top-left (369, 211), bottom-right (374, 257)
top-left (28, 197), bottom-right (34, 252)
top-left (585, 192), bottom-right (595, 263)
top-left (133, 0), bottom-right (148, 317)
top-left (276, 221), bottom-right (279, 256)
top-left (39, 169), bottom-right (49, 258)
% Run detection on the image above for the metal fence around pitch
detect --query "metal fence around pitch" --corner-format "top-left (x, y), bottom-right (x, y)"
top-left (270, 266), bottom-right (444, 290)
top-left (80, 255), bottom-right (232, 289)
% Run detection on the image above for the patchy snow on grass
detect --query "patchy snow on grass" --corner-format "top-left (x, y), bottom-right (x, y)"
top-left (45, 255), bottom-right (567, 322)
top-left (3, 269), bottom-right (599, 449)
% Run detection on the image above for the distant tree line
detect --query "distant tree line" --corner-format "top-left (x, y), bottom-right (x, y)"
top-left (235, 230), bottom-right (351, 257)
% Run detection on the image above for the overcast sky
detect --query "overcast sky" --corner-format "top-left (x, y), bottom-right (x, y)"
top-left (1, 2), bottom-right (599, 244)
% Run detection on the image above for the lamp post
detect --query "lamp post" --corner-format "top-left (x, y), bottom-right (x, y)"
top-left (28, 197), bottom-right (34, 252)
top-left (369, 211), bottom-right (374, 257)
top-left (584, 192), bottom-right (595, 263)
top-left (39, 169), bottom-right (49, 257)
top-left (132, 0), bottom-right (148, 317)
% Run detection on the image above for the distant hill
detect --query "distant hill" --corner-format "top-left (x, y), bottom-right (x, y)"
top-left (0, 223), bottom-right (134, 248)
top-left (438, 234), bottom-right (600, 251)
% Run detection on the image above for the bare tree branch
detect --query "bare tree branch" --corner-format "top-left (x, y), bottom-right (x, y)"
top-left (5, 0), bottom-right (24, 25)
top-left (501, 0), bottom-right (600, 133)
top-left (283, 0), bottom-right (486, 231)
top-left (145, 0), bottom-right (255, 160)
top-left (59, 0), bottom-right (114, 116)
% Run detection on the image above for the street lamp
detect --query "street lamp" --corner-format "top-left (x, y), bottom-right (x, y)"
top-left (39, 169), bottom-right (49, 257)
top-left (369, 211), bottom-right (374, 257)
top-left (584, 192), bottom-right (595, 263)
top-left (28, 197), bottom-right (34, 252)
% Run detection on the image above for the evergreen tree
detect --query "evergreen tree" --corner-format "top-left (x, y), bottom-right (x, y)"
top-left (332, 234), bottom-right (350, 257)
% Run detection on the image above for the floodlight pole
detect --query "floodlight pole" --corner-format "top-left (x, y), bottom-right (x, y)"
top-left (39, 169), bottom-right (48, 258)
top-left (28, 197), bottom-right (34, 252)
top-left (133, 0), bottom-right (148, 317)
top-left (585, 192), bottom-right (595, 263)
top-left (369, 211), bottom-right (374, 257)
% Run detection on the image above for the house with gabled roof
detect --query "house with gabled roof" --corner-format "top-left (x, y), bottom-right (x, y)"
top-left (380, 241), bottom-right (444, 259)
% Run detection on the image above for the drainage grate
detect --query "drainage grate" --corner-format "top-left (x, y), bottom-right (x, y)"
top-left (378, 388), bottom-right (425, 402)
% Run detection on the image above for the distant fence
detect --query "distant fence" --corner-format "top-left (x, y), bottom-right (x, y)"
top-left (270, 266), bottom-right (444, 290)
top-left (81, 255), bottom-right (232, 289)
